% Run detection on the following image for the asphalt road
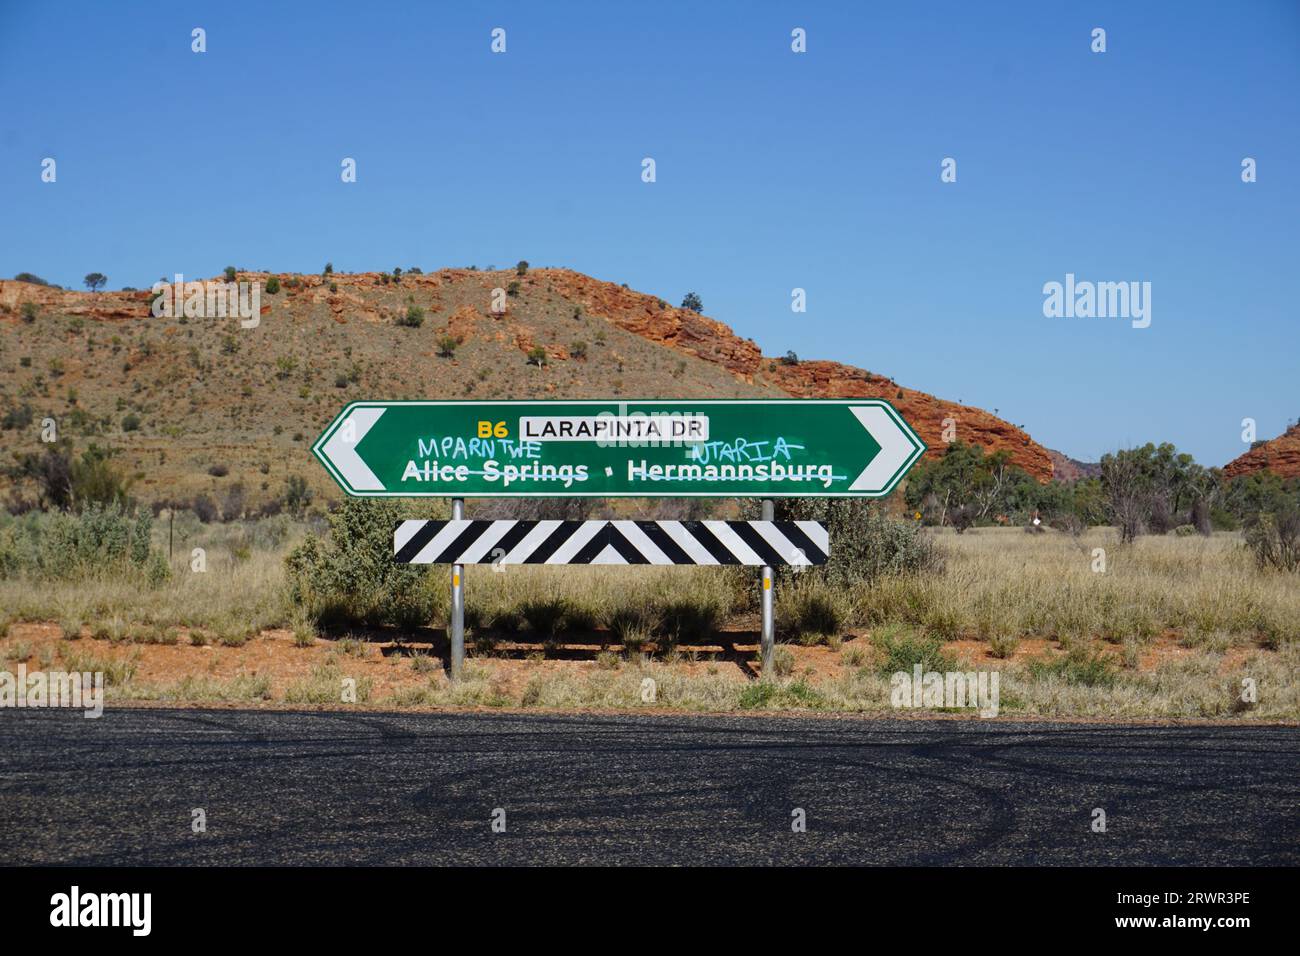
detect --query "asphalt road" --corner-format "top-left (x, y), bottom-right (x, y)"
top-left (1, 708), bottom-right (1296, 865)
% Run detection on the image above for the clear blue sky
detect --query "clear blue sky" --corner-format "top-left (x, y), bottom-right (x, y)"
top-left (2, 0), bottom-right (1296, 468)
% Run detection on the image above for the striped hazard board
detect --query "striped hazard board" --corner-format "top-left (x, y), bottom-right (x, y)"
top-left (394, 519), bottom-right (829, 566)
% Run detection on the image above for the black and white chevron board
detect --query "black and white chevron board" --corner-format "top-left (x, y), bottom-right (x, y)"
top-left (394, 519), bottom-right (829, 566)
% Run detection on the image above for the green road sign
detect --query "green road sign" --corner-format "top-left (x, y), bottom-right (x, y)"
top-left (312, 399), bottom-right (925, 498)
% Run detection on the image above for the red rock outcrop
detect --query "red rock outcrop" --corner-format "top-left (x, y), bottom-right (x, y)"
top-left (535, 269), bottom-right (1053, 481)
top-left (766, 360), bottom-right (1053, 482)
top-left (0, 279), bottom-right (148, 321)
top-left (1046, 449), bottom-right (1102, 483)
top-left (543, 270), bottom-right (763, 377)
top-left (1224, 425), bottom-right (1300, 480)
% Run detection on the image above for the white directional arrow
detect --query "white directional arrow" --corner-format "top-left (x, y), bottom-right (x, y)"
top-left (848, 405), bottom-right (924, 492)
top-left (319, 406), bottom-right (386, 491)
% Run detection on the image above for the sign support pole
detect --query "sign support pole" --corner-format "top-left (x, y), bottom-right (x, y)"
top-left (761, 498), bottom-right (775, 678)
top-left (450, 497), bottom-right (465, 681)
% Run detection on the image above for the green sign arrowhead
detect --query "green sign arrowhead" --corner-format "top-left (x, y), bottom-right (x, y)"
top-left (312, 399), bottom-right (925, 498)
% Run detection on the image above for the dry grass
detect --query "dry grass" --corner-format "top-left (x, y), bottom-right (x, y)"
top-left (0, 523), bottom-right (1296, 719)
top-left (0, 537), bottom-right (295, 638)
top-left (861, 528), bottom-right (1299, 648)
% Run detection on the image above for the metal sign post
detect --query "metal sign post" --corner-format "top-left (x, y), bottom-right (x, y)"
top-left (761, 499), bottom-right (775, 677)
top-left (450, 498), bottom-right (465, 681)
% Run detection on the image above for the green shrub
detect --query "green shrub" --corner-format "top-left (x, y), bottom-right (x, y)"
top-left (285, 663), bottom-right (372, 705)
top-left (605, 602), bottom-right (659, 652)
top-left (988, 633), bottom-right (1020, 659)
top-left (739, 681), bottom-right (777, 708)
top-left (2, 403), bottom-right (34, 430)
top-left (520, 598), bottom-right (569, 640)
top-left (60, 646), bottom-right (138, 686)
top-left (872, 627), bottom-right (957, 678)
top-left (1026, 645), bottom-right (1118, 687)
top-left (398, 305), bottom-right (425, 328)
top-left (216, 621), bottom-right (253, 647)
top-left (436, 334), bottom-right (457, 357)
top-left (657, 597), bottom-right (725, 647)
top-left (1245, 510), bottom-right (1300, 573)
top-left (841, 643), bottom-right (868, 667)
top-left (0, 504), bottom-right (165, 582)
top-left (284, 498), bottom-right (445, 630)
top-left (411, 650), bottom-right (438, 672)
top-left (739, 678), bottom-right (824, 710)
top-left (778, 579), bottom-right (847, 645)
top-left (769, 499), bottom-right (937, 590)
top-left (264, 276), bottom-right (280, 294)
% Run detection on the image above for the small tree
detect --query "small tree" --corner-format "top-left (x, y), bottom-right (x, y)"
top-left (1102, 452), bottom-right (1148, 543)
top-left (779, 350), bottom-right (799, 365)
top-left (192, 493), bottom-right (218, 523)
top-left (516, 260), bottom-right (529, 276)
top-left (507, 281), bottom-right (521, 297)
top-left (681, 292), bottom-right (702, 312)
top-left (570, 341), bottom-right (587, 360)
top-left (398, 305), bottom-right (425, 328)
top-left (223, 266), bottom-right (237, 282)
top-left (265, 276), bottom-right (281, 294)
top-left (322, 262), bottom-right (334, 275)
top-left (283, 475), bottom-right (314, 518)
top-left (436, 335), bottom-right (457, 357)
top-left (284, 498), bottom-right (442, 629)
top-left (1245, 510), bottom-right (1300, 573)
top-left (948, 503), bottom-right (977, 534)
top-left (20, 302), bottom-right (38, 324)
top-left (83, 273), bottom-right (107, 292)
top-left (527, 346), bottom-right (548, 367)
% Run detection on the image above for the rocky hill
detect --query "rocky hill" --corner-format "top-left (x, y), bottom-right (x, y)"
top-left (1045, 449), bottom-right (1102, 483)
top-left (1224, 425), bottom-right (1300, 480)
top-left (0, 268), bottom-right (1055, 508)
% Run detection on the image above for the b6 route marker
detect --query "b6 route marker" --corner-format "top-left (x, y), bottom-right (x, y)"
top-left (312, 399), bottom-right (925, 498)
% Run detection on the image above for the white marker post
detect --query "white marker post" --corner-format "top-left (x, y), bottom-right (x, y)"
top-left (450, 498), bottom-right (465, 681)
top-left (761, 498), bottom-right (775, 677)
